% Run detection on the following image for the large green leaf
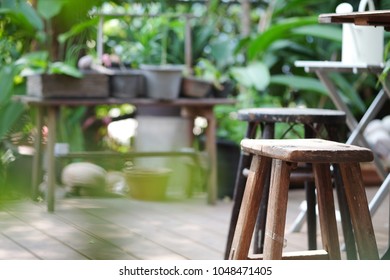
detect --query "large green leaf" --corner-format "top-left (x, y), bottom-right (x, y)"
top-left (19, 0), bottom-right (44, 30)
top-left (16, 51), bottom-right (49, 76)
top-left (293, 25), bottom-right (342, 42)
top-left (58, 17), bottom-right (99, 44)
top-left (48, 62), bottom-right (83, 78)
top-left (0, 101), bottom-right (25, 141)
top-left (270, 75), bottom-right (328, 95)
top-left (330, 73), bottom-right (367, 113)
top-left (0, 1), bottom-right (44, 32)
top-left (231, 62), bottom-right (270, 91)
top-left (0, 66), bottom-right (16, 104)
top-left (37, 0), bottom-right (66, 20)
top-left (247, 16), bottom-right (318, 60)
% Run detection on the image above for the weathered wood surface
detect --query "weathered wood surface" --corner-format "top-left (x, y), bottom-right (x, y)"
top-left (241, 139), bottom-right (374, 163)
top-left (0, 187), bottom-right (388, 260)
top-left (318, 10), bottom-right (390, 27)
top-left (238, 108), bottom-right (346, 125)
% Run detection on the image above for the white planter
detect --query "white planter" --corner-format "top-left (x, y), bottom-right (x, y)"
top-left (336, 1), bottom-right (384, 65)
top-left (140, 64), bottom-right (184, 100)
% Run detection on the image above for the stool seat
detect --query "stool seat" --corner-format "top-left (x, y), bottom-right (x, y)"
top-left (241, 138), bottom-right (374, 163)
top-left (229, 138), bottom-right (379, 260)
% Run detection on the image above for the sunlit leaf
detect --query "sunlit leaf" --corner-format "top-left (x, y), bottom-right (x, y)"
top-left (48, 62), bottom-right (83, 78)
top-left (231, 62), bottom-right (270, 91)
top-left (37, 0), bottom-right (66, 20)
top-left (270, 75), bottom-right (328, 95)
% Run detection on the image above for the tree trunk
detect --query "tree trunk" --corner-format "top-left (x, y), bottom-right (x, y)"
top-left (241, 0), bottom-right (251, 37)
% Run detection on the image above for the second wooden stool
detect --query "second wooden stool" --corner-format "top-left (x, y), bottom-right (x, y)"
top-left (225, 107), bottom-right (348, 259)
top-left (229, 138), bottom-right (379, 260)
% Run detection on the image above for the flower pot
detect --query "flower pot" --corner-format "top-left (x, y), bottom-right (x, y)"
top-left (109, 69), bottom-right (146, 98)
top-left (140, 64), bottom-right (184, 100)
top-left (27, 71), bottom-right (109, 98)
top-left (181, 76), bottom-right (213, 98)
top-left (124, 167), bottom-right (172, 201)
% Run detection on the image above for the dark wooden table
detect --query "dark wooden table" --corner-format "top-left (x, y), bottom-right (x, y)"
top-left (318, 9), bottom-right (390, 29)
top-left (15, 96), bottom-right (236, 211)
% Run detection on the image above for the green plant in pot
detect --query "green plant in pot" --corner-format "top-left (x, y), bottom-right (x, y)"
top-left (193, 58), bottom-right (235, 98)
top-left (138, 15), bottom-right (186, 100)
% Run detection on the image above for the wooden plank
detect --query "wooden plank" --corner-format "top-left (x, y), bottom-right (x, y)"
top-left (0, 186), bottom-right (388, 260)
top-left (78, 200), bottom-right (225, 259)
top-left (318, 10), bottom-right (390, 27)
top-left (4, 203), bottom-right (135, 260)
top-left (14, 95), bottom-right (236, 107)
top-left (249, 249), bottom-right (329, 260)
top-left (0, 233), bottom-right (38, 260)
top-left (241, 139), bottom-right (373, 163)
top-left (0, 213), bottom-right (89, 260)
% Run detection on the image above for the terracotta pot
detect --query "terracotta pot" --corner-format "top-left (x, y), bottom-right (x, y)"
top-left (181, 76), bottom-right (213, 98)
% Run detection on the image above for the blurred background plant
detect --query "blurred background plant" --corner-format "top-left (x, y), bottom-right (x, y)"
top-left (1, 0), bottom-right (389, 197)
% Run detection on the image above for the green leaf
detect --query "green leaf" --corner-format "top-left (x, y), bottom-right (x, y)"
top-left (231, 62), bottom-right (270, 91)
top-left (247, 16), bottom-right (318, 60)
top-left (58, 17), bottom-right (99, 44)
top-left (330, 73), bottom-right (366, 113)
top-left (37, 0), bottom-right (66, 20)
top-left (19, 1), bottom-right (44, 30)
top-left (48, 62), bottom-right (83, 78)
top-left (0, 2), bottom-right (44, 32)
top-left (0, 101), bottom-right (25, 141)
top-left (16, 51), bottom-right (49, 76)
top-left (0, 66), bottom-right (16, 104)
top-left (293, 25), bottom-right (342, 42)
top-left (270, 75), bottom-right (328, 95)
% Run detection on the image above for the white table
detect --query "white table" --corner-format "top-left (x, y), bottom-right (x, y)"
top-left (293, 60), bottom-right (390, 232)
top-left (311, 7), bottom-right (390, 257)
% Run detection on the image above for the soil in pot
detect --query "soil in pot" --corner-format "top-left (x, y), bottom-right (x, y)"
top-left (124, 167), bottom-right (172, 201)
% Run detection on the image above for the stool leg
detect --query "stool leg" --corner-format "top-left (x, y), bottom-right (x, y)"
top-left (254, 123), bottom-right (275, 254)
top-left (225, 122), bottom-right (259, 259)
top-left (339, 162), bottom-right (379, 260)
top-left (312, 163), bottom-right (341, 260)
top-left (332, 164), bottom-right (358, 259)
top-left (263, 159), bottom-right (293, 260)
top-left (229, 155), bottom-right (272, 260)
top-left (304, 124), bottom-right (317, 250)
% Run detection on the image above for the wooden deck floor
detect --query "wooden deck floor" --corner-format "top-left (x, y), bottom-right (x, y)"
top-left (0, 187), bottom-right (388, 260)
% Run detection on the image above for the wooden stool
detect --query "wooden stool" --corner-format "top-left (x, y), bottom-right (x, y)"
top-left (229, 138), bottom-right (379, 260)
top-left (225, 108), bottom-right (349, 259)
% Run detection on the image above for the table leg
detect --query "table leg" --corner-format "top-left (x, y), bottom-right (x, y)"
top-left (315, 70), bottom-right (387, 179)
top-left (32, 106), bottom-right (44, 200)
top-left (346, 89), bottom-right (388, 147)
top-left (46, 107), bottom-right (57, 212)
top-left (181, 106), bottom-right (218, 205)
top-left (203, 108), bottom-right (217, 205)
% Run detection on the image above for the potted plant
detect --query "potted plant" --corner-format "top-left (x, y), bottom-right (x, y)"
top-left (192, 58), bottom-right (236, 98)
top-left (123, 162), bottom-right (172, 201)
top-left (138, 15), bottom-right (185, 100)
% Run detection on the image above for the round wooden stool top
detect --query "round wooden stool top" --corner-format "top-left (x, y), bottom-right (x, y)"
top-left (237, 108), bottom-right (346, 124)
